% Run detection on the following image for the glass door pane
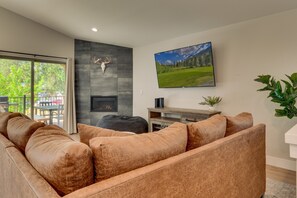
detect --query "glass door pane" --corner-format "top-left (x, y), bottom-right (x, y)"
top-left (34, 62), bottom-right (65, 127)
top-left (0, 58), bottom-right (32, 116)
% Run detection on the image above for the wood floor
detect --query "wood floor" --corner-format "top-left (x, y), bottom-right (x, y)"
top-left (266, 165), bottom-right (296, 185)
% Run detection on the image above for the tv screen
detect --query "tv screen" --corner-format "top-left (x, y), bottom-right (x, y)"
top-left (154, 42), bottom-right (215, 88)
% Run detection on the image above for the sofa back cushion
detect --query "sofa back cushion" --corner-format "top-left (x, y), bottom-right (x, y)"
top-left (187, 114), bottom-right (226, 150)
top-left (25, 125), bottom-right (94, 195)
top-left (7, 117), bottom-right (45, 152)
top-left (225, 112), bottom-right (253, 136)
top-left (78, 123), bottom-right (134, 146)
top-left (0, 112), bottom-right (21, 137)
top-left (89, 122), bottom-right (187, 182)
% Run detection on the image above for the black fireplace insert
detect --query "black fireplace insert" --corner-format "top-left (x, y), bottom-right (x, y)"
top-left (91, 96), bottom-right (118, 112)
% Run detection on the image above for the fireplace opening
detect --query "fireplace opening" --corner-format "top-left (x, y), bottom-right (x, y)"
top-left (91, 96), bottom-right (118, 112)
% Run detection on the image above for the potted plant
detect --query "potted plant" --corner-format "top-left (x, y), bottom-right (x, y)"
top-left (254, 73), bottom-right (297, 119)
top-left (199, 96), bottom-right (222, 111)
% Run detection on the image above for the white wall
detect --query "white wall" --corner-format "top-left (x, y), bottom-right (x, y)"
top-left (133, 9), bottom-right (297, 170)
top-left (0, 7), bottom-right (74, 58)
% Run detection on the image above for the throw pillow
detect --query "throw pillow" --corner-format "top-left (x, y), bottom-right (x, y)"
top-left (89, 122), bottom-right (187, 182)
top-left (25, 125), bottom-right (94, 195)
top-left (187, 114), bottom-right (227, 151)
top-left (77, 123), bottom-right (134, 146)
top-left (0, 112), bottom-right (21, 137)
top-left (225, 112), bottom-right (253, 136)
top-left (7, 117), bottom-right (45, 152)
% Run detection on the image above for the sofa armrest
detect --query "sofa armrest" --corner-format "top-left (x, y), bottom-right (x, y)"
top-left (2, 147), bottom-right (60, 198)
top-left (65, 124), bottom-right (266, 198)
top-left (0, 133), bottom-right (14, 148)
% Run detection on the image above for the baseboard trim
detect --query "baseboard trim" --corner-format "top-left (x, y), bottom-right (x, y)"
top-left (266, 155), bottom-right (296, 171)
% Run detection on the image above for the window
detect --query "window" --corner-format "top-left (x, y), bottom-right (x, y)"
top-left (0, 57), bottom-right (66, 127)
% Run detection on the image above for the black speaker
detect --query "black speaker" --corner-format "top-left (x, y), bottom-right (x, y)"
top-left (155, 98), bottom-right (164, 108)
top-left (159, 97), bottom-right (164, 108)
top-left (155, 98), bottom-right (160, 108)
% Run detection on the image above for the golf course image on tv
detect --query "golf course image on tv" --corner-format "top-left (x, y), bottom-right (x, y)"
top-left (154, 42), bottom-right (215, 88)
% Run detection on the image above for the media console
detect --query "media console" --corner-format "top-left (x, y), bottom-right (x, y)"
top-left (148, 107), bottom-right (221, 132)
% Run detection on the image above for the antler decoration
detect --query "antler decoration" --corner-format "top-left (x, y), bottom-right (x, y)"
top-left (92, 56), bottom-right (112, 73)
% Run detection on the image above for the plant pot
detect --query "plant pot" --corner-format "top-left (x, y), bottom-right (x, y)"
top-left (208, 106), bottom-right (216, 112)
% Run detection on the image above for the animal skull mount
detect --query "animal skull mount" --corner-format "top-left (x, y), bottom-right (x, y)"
top-left (93, 57), bottom-right (111, 73)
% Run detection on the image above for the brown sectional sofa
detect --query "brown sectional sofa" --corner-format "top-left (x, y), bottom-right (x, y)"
top-left (0, 112), bottom-right (266, 198)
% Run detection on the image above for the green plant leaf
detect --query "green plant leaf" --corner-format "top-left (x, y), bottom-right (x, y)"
top-left (255, 72), bottom-right (297, 119)
top-left (282, 80), bottom-right (293, 89)
top-left (287, 73), bottom-right (297, 87)
top-left (254, 75), bottom-right (271, 84)
top-left (199, 96), bottom-right (222, 107)
top-left (275, 109), bottom-right (287, 117)
top-left (258, 86), bottom-right (274, 91)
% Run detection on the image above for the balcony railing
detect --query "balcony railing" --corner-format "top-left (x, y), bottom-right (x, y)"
top-left (0, 95), bottom-right (64, 127)
top-left (4, 95), bottom-right (64, 115)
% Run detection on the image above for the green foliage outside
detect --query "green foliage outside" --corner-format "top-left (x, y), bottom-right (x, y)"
top-left (156, 66), bottom-right (214, 87)
top-left (0, 59), bottom-right (65, 112)
top-left (254, 73), bottom-right (297, 119)
top-left (0, 59), bottom-right (31, 97)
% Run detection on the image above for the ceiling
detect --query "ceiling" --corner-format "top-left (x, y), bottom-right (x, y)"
top-left (1, 0), bottom-right (297, 47)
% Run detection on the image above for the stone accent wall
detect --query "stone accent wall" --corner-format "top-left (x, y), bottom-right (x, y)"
top-left (75, 39), bottom-right (133, 126)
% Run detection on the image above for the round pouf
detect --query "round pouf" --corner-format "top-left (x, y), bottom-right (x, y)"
top-left (96, 115), bottom-right (148, 134)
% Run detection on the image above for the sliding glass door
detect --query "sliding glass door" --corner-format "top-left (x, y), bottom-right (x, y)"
top-left (0, 57), bottom-right (65, 127)
top-left (34, 62), bottom-right (65, 126)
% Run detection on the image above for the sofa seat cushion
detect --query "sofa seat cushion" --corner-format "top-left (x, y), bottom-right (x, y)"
top-left (78, 123), bottom-right (134, 146)
top-left (0, 112), bottom-right (21, 137)
top-left (89, 122), bottom-right (187, 182)
top-left (225, 112), bottom-right (253, 136)
top-left (7, 117), bottom-right (45, 152)
top-left (25, 125), bottom-right (94, 195)
top-left (187, 114), bottom-right (226, 150)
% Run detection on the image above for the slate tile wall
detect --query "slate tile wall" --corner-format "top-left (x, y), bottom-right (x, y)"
top-left (75, 39), bottom-right (133, 126)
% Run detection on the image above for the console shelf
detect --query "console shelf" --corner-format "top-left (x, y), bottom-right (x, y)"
top-left (148, 107), bottom-right (221, 132)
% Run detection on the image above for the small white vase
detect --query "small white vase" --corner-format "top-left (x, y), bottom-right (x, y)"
top-left (208, 106), bottom-right (216, 112)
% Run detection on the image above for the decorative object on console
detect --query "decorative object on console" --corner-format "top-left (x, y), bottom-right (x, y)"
top-left (154, 42), bottom-right (215, 88)
top-left (155, 97), bottom-right (164, 108)
top-left (255, 73), bottom-right (297, 119)
top-left (92, 56), bottom-right (111, 73)
top-left (199, 96), bottom-right (222, 111)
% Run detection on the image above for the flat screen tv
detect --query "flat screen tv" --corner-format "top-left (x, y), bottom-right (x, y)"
top-left (154, 42), bottom-right (215, 88)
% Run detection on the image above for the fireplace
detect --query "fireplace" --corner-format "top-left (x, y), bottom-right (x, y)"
top-left (91, 96), bottom-right (118, 112)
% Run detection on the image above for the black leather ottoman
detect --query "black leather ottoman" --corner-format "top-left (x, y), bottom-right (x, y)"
top-left (96, 115), bottom-right (148, 134)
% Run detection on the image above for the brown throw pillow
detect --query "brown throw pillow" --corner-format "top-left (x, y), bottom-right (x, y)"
top-left (187, 114), bottom-right (226, 151)
top-left (225, 112), bottom-right (253, 136)
top-left (89, 122), bottom-right (187, 182)
top-left (0, 112), bottom-right (21, 137)
top-left (77, 123), bottom-right (134, 146)
top-left (25, 125), bottom-right (94, 195)
top-left (7, 117), bottom-right (45, 152)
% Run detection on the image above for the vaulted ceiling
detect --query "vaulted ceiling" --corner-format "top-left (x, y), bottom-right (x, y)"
top-left (1, 0), bottom-right (297, 47)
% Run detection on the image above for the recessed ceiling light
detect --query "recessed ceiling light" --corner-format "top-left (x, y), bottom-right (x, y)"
top-left (91, 27), bottom-right (98, 32)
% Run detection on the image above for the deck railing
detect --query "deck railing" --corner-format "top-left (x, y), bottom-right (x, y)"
top-left (5, 95), bottom-right (64, 114)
